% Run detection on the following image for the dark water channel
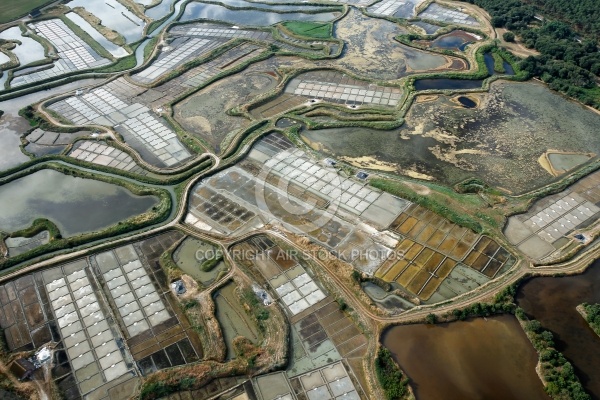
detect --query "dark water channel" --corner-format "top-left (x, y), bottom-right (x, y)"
top-left (414, 78), bottom-right (484, 91)
top-left (517, 259), bottom-right (600, 399)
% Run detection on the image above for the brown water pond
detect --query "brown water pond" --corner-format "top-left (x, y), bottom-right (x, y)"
top-left (382, 314), bottom-right (549, 400)
top-left (517, 259), bottom-right (600, 399)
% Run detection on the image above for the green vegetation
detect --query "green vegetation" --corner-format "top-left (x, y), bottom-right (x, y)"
top-left (519, 315), bottom-right (591, 400)
top-left (200, 253), bottom-right (223, 272)
top-left (503, 31), bottom-right (515, 42)
top-left (241, 288), bottom-right (270, 329)
top-left (425, 313), bottom-right (437, 324)
top-left (95, 54), bottom-right (137, 73)
top-left (454, 177), bottom-right (488, 194)
top-left (450, 301), bottom-right (515, 320)
top-left (159, 248), bottom-right (183, 282)
top-left (526, 0), bottom-right (600, 40)
top-left (139, 336), bottom-right (262, 400)
top-left (19, 105), bottom-right (79, 132)
top-left (10, 218), bottom-right (61, 240)
top-left (281, 21), bottom-right (333, 39)
top-left (448, 283), bottom-right (518, 320)
top-left (374, 347), bottom-right (410, 400)
top-left (60, 15), bottom-right (114, 62)
top-left (0, 0), bottom-right (53, 24)
top-left (182, 299), bottom-right (198, 310)
top-left (491, 51), bottom-right (506, 73)
top-left (144, 37), bottom-right (159, 62)
top-left (370, 178), bottom-right (483, 233)
top-left (458, 0), bottom-right (600, 108)
top-left (580, 303), bottom-right (600, 337)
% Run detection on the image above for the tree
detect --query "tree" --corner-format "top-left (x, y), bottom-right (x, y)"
top-left (525, 319), bottom-right (542, 333)
top-left (425, 313), bottom-right (437, 324)
top-left (503, 31), bottom-right (516, 42)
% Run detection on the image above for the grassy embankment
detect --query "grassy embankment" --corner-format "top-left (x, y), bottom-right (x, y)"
top-left (0, 0), bottom-right (53, 24)
top-left (280, 21), bottom-right (333, 39)
top-left (9, 218), bottom-right (61, 240)
top-left (370, 177), bottom-right (498, 234)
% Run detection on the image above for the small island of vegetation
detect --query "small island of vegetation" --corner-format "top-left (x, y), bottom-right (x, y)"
top-left (577, 303), bottom-right (600, 338)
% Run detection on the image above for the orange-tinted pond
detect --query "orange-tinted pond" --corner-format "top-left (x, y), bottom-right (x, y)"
top-left (382, 314), bottom-right (549, 400)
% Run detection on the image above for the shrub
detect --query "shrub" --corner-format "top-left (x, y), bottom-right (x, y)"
top-left (425, 313), bottom-right (437, 324)
top-left (503, 31), bottom-right (516, 42)
top-left (351, 270), bottom-right (362, 283)
top-left (200, 253), bottom-right (223, 272)
top-left (581, 303), bottom-right (600, 336)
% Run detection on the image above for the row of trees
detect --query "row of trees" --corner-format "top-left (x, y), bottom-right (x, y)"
top-left (582, 303), bottom-right (600, 336)
top-left (521, 317), bottom-right (590, 400)
top-left (458, 0), bottom-right (600, 108)
top-left (374, 348), bottom-right (410, 400)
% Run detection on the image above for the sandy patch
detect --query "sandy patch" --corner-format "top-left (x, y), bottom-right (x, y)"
top-left (339, 155), bottom-right (398, 172)
top-left (415, 95), bottom-right (439, 103)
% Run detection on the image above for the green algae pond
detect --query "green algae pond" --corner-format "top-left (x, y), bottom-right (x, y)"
top-left (173, 237), bottom-right (227, 285)
top-left (0, 169), bottom-right (159, 237)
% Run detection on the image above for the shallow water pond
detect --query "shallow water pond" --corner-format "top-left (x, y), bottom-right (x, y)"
top-left (431, 30), bottom-right (478, 51)
top-left (0, 27), bottom-right (46, 67)
top-left (181, 2), bottom-right (339, 25)
top-left (174, 237), bottom-right (226, 285)
top-left (457, 95), bottom-right (476, 108)
top-left (199, 0), bottom-right (330, 12)
top-left (145, 0), bottom-right (178, 20)
top-left (213, 282), bottom-right (260, 359)
top-left (68, 0), bottom-right (145, 43)
top-left (65, 13), bottom-right (128, 58)
top-left (382, 315), bottom-right (549, 400)
top-left (0, 52), bottom-right (9, 65)
top-left (548, 152), bottom-right (593, 172)
top-left (301, 125), bottom-right (469, 185)
top-left (361, 282), bottom-right (414, 312)
top-left (0, 169), bottom-right (159, 237)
